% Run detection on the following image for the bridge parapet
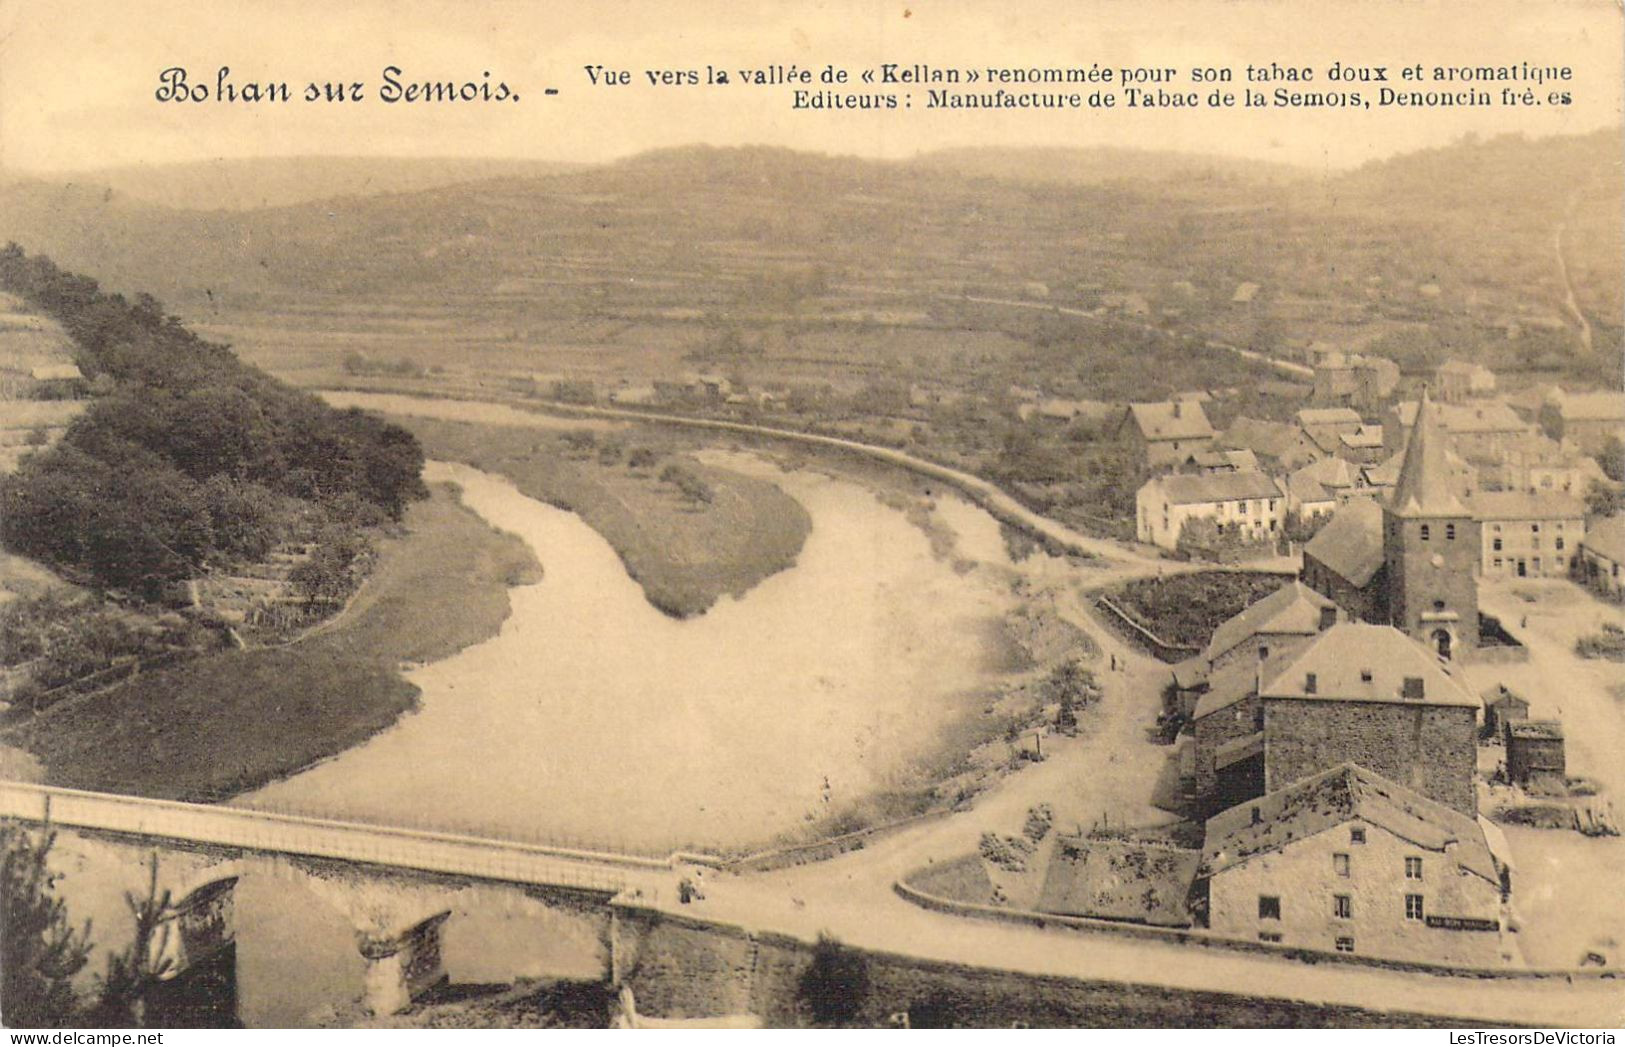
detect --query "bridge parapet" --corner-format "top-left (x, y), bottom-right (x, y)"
top-left (0, 781), bottom-right (682, 895)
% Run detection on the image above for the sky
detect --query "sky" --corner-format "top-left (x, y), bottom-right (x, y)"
top-left (0, 0), bottom-right (1620, 174)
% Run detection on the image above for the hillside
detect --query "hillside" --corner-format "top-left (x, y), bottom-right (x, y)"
top-left (15, 156), bottom-right (581, 211)
top-left (914, 145), bottom-right (1308, 187)
top-left (0, 133), bottom-right (1618, 391)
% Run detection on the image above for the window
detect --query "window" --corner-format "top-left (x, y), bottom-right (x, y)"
top-left (1446, 523), bottom-right (1456, 540)
top-left (1493, 537), bottom-right (1503, 551)
top-left (1333, 853), bottom-right (1350, 877)
top-left (1333, 894), bottom-right (1353, 920)
top-left (1350, 827), bottom-right (1365, 844)
top-left (1534, 557), bottom-right (1542, 571)
top-left (1556, 521), bottom-right (1565, 531)
top-left (1259, 931), bottom-right (1282, 943)
top-left (1493, 523), bottom-right (1502, 532)
top-left (1405, 894), bottom-right (1425, 921)
top-left (1259, 895), bottom-right (1281, 920)
top-left (1532, 523), bottom-right (1541, 533)
top-left (1405, 856), bottom-right (1423, 880)
top-left (1359, 669), bottom-right (1373, 683)
top-left (1556, 537), bottom-right (1565, 551)
top-left (1420, 524), bottom-right (1430, 541)
top-left (1336, 936), bottom-right (1355, 953)
top-left (1494, 557), bottom-right (1503, 568)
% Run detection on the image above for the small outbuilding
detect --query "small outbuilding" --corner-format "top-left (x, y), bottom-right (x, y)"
top-left (1504, 720), bottom-right (1565, 788)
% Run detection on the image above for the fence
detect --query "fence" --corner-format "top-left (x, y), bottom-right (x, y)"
top-left (1092, 595), bottom-right (1200, 662)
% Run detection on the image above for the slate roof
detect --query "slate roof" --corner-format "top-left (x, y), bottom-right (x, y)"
top-left (1286, 470), bottom-right (1333, 506)
top-left (1260, 623), bottom-right (1479, 709)
top-left (1584, 515), bottom-right (1625, 565)
top-left (1391, 393), bottom-right (1469, 517)
top-left (1205, 582), bottom-right (1337, 665)
top-left (1146, 470), bottom-right (1281, 506)
top-left (1193, 638), bottom-right (1310, 720)
top-left (1128, 400), bottom-right (1216, 442)
top-left (1203, 763), bottom-right (1498, 883)
top-left (1302, 498), bottom-right (1385, 587)
top-left (1467, 490), bottom-right (1586, 522)
top-left (1036, 837), bottom-right (1200, 927)
top-left (1394, 399), bottom-right (1530, 434)
top-left (1218, 416), bottom-right (1314, 466)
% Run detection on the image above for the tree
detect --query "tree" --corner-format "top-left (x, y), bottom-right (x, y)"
top-left (88, 857), bottom-right (172, 1028)
top-left (798, 933), bottom-right (871, 1026)
top-left (1599, 436), bottom-right (1625, 484)
top-left (1, 822), bottom-right (92, 1027)
top-left (1584, 478), bottom-right (1622, 518)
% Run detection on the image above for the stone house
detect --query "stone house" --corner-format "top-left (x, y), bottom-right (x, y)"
top-left (1118, 400), bottom-right (1217, 469)
top-left (1261, 623), bottom-right (1481, 817)
top-left (1300, 498), bottom-right (1388, 623)
top-left (1203, 763), bottom-right (1505, 966)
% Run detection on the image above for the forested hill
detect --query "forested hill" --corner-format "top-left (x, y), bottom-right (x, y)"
top-left (0, 245), bottom-right (427, 598)
top-left (0, 131), bottom-right (1618, 382)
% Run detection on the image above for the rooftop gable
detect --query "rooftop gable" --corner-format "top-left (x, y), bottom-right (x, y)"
top-left (1260, 623), bottom-right (1478, 708)
top-left (1203, 763), bottom-right (1496, 882)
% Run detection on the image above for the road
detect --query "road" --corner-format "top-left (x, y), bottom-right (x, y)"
top-left (663, 577), bottom-right (1625, 1027)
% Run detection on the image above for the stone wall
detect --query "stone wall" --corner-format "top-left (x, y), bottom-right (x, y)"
top-left (1264, 700), bottom-right (1478, 816)
top-left (610, 901), bottom-right (1491, 1028)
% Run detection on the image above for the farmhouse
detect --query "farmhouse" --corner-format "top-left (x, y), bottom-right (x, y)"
top-left (1468, 490), bottom-right (1586, 580)
top-left (1203, 763), bottom-right (1505, 966)
top-left (1119, 399), bottom-right (1217, 468)
top-left (1261, 624), bottom-right (1481, 816)
top-left (1135, 470), bottom-right (1283, 551)
top-left (1575, 515), bottom-right (1625, 600)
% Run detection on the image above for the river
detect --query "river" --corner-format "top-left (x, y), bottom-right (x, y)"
top-left (238, 455), bottom-right (1025, 853)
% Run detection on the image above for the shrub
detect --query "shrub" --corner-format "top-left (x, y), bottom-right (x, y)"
top-left (798, 933), bottom-right (871, 1026)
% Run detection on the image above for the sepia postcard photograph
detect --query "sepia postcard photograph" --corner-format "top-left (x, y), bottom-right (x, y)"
top-left (0, 0), bottom-right (1621, 1033)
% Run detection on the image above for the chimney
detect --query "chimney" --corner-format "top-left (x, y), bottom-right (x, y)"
top-left (1319, 606), bottom-right (1337, 631)
top-left (1402, 676), bottom-right (1425, 700)
top-left (1250, 805), bottom-right (1263, 826)
top-left (1172, 401), bottom-right (1183, 419)
top-left (1304, 672), bottom-right (1318, 694)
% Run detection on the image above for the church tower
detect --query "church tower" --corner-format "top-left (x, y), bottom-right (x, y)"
top-left (1382, 391), bottom-right (1479, 660)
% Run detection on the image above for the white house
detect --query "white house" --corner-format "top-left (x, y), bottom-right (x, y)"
top-left (1136, 471), bottom-right (1284, 550)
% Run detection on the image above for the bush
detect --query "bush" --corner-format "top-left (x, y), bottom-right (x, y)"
top-left (2, 823), bottom-right (92, 1027)
top-left (798, 933), bottom-right (871, 1026)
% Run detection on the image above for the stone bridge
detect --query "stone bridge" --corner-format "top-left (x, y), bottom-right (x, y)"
top-left (0, 782), bottom-right (695, 1026)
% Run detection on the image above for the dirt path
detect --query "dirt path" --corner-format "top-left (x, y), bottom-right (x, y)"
top-left (1554, 189), bottom-right (1595, 356)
